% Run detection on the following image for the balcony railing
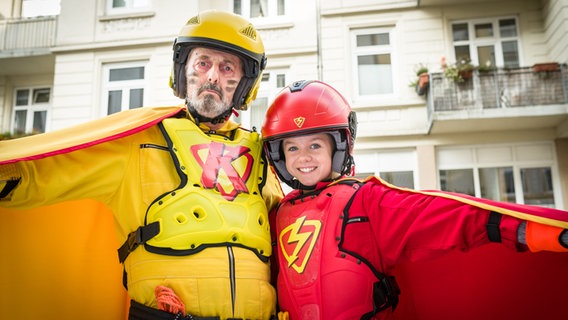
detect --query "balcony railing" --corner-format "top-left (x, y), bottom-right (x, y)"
top-left (0, 16), bottom-right (57, 53)
top-left (427, 64), bottom-right (568, 113)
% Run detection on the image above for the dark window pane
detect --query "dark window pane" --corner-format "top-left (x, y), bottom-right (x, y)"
top-left (357, 33), bottom-right (389, 47)
top-left (32, 110), bottom-right (47, 133)
top-left (521, 167), bottom-right (555, 207)
top-left (380, 171), bottom-right (414, 189)
top-left (454, 45), bottom-right (471, 62)
top-left (108, 90), bottom-right (122, 115)
top-left (14, 110), bottom-right (27, 134)
top-left (502, 41), bottom-right (519, 68)
top-left (358, 54), bottom-right (392, 95)
top-left (33, 88), bottom-right (50, 103)
top-left (278, 0), bottom-right (285, 15)
top-left (129, 88), bottom-right (143, 109)
top-left (251, 0), bottom-right (265, 18)
top-left (358, 54), bottom-right (391, 65)
top-left (109, 67), bottom-right (144, 81)
top-left (439, 169), bottom-right (475, 196)
top-left (477, 45), bottom-right (496, 68)
top-left (474, 23), bottom-right (493, 38)
top-left (276, 74), bottom-right (286, 87)
top-left (113, 0), bottom-right (126, 9)
top-left (499, 19), bottom-right (517, 37)
top-left (233, 0), bottom-right (242, 15)
top-left (452, 23), bottom-right (469, 41)
top-left (479, 167), bottom-right (515, 202)
top-left (16, 89), bottom-right (29, 106)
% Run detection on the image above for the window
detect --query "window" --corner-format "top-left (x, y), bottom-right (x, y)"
top-left (354, 149), bottom-right (416, 189)
top-left (107, 0), bottom-right (150, 14)
top-left (380, 171), bottom-right (415, 189)
top-left (521, 167), bottom-right (554, 207)
top-left (233, 70), bottom-right (287, 131)
top-left (102, 62), bottom-right (146, 115)
top-left (12, 87), bottom-right (50, 134)
top-left (451, 17), bottom-right (520, 68)
top-left (437, 144), bottom-right (559, 208)
top-left (233, 0), bottom-right (286, 19)
top-left (351, 27), bottom-right (394, 98)
top-left (22, 0), bottom-right (60, 17)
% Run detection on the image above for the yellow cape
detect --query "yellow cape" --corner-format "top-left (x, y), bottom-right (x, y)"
top-left (0, 106), bottom-right (184, 319)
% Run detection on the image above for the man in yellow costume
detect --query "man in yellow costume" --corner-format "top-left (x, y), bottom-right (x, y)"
top-left (0, 10), bottom-right (282, 320)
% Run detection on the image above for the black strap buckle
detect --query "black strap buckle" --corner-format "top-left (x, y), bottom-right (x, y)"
top-left (487, 211), bottom-right (502, 242)
top-left (373, 276), bottom-right (400, 312)
top-left (118, 222), bottom-right (160, 263)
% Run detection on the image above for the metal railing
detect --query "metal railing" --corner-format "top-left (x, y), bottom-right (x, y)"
top-left (427, 64), bottom-right (568, 112)
top-left (0, 16), bottom-right (57, 52)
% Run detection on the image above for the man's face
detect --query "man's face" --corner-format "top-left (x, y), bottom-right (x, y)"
top-left (185, 47), bottom-right (244, 119)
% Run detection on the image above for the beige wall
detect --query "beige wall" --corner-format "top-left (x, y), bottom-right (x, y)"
top-left (555, 138), bottom-right (568, 208)
top-left (543, 0), bottom-right (568, 64)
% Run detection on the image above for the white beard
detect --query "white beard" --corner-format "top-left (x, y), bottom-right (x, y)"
top-left (186, 83), bottom-right (232, 119)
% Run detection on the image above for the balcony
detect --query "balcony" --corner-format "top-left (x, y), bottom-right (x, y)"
top-left (426, 64), bottom-right (568, 136)
top-left (0, 16), bottom-right (57, 57)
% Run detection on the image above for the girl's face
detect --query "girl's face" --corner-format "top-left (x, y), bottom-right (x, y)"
top-left (282, 133), bottom-right (334, 187)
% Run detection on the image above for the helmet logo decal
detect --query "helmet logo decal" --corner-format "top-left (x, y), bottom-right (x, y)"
top-left (294, 117), bottom-right (305, 128)
top-left (187, 15), bottom-right (199, 25)
top-left (240, 24), bottom-right (257, 41)
top-left (191, 142), bottom-right (253, 201)
top-left (279, 216), bottom-right (321, 273)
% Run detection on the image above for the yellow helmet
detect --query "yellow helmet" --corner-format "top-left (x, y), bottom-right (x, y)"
top-left (170, 10), bottom-right (267, 111)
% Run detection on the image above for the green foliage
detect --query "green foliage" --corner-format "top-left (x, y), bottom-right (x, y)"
top-left (444, 59), bottom-right (475, 82)
top-left (0, 131), bottom-right (37, 140)
top-left (409, 64), bottom-right (429, 87)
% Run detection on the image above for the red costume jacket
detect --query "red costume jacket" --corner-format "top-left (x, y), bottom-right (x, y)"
top-left (271, 177), bottom-right (568, 320)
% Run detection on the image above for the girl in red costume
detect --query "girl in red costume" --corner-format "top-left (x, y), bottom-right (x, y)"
top-left (261, 80), bottom-right (568, 320)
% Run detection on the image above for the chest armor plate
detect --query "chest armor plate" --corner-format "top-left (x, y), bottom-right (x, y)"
top-left (145, 118), bottom-right (271, 258)
top-left (276, 182), bottom-right (378, 319)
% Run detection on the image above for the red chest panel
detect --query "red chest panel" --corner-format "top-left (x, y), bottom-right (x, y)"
top-left (276, 183), bottom-right (379, 320)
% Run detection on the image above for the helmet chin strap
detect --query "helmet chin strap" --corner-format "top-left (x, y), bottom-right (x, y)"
top-left (293, 173), bottom-right (341, 191)
top-left (185, 101), bottom-right (234, 126)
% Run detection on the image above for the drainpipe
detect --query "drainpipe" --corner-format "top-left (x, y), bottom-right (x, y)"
top-left (316, 0), bottom-right (322, 81)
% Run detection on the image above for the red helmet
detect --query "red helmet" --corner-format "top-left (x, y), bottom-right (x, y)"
top-left (261, 80), bottom-right (357, 188)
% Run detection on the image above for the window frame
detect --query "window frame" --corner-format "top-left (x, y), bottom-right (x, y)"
top-left (450, 16), bottom-right (522, 68)
top-left (350, 26), bottom-right (397, 102)
top-left (106, 0), bottom-right (152, 15)
top-left (437, 143), bottom-right (561, 208)
top-left (232, 0), bottom-right (288, 24)
top-left (353, 149), bottom-right (418, 189)
top-left (11, 86), bottom-right (51, 134)
top-left (101, 61), bottom-right (147, 116)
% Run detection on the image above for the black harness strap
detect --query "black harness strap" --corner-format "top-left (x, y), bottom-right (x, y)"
top-left (335, 180), bottom-right (401, 318)
top-left (118, 221), bottom-right (160, 263)
top-left (0, 178), bottom-right (20, 199)
top-left (486, 211), bottom-right (502, 242)
top-left (129, 299), bottom-right (220, 320)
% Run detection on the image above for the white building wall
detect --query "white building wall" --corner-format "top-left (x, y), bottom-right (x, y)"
top-left (544, 0), bottom-right (568, 64)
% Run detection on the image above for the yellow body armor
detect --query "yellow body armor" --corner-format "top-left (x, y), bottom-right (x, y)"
top-left (140, 117), bottom-right (271, 260)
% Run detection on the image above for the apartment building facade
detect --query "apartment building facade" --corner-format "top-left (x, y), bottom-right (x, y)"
top-left (1, 0), bottom-right (567, 209)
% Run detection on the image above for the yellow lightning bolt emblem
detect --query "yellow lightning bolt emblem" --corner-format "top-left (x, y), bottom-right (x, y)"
top-left (279, 216), bottom-right (321, 273)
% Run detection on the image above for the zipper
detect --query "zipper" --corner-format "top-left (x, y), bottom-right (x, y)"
top-left (140, 143), bottom-right (169, 151)
top-left (227, 246), bottom-right (236, 316)
top-left (347, 216), bottom-right (369, 223)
